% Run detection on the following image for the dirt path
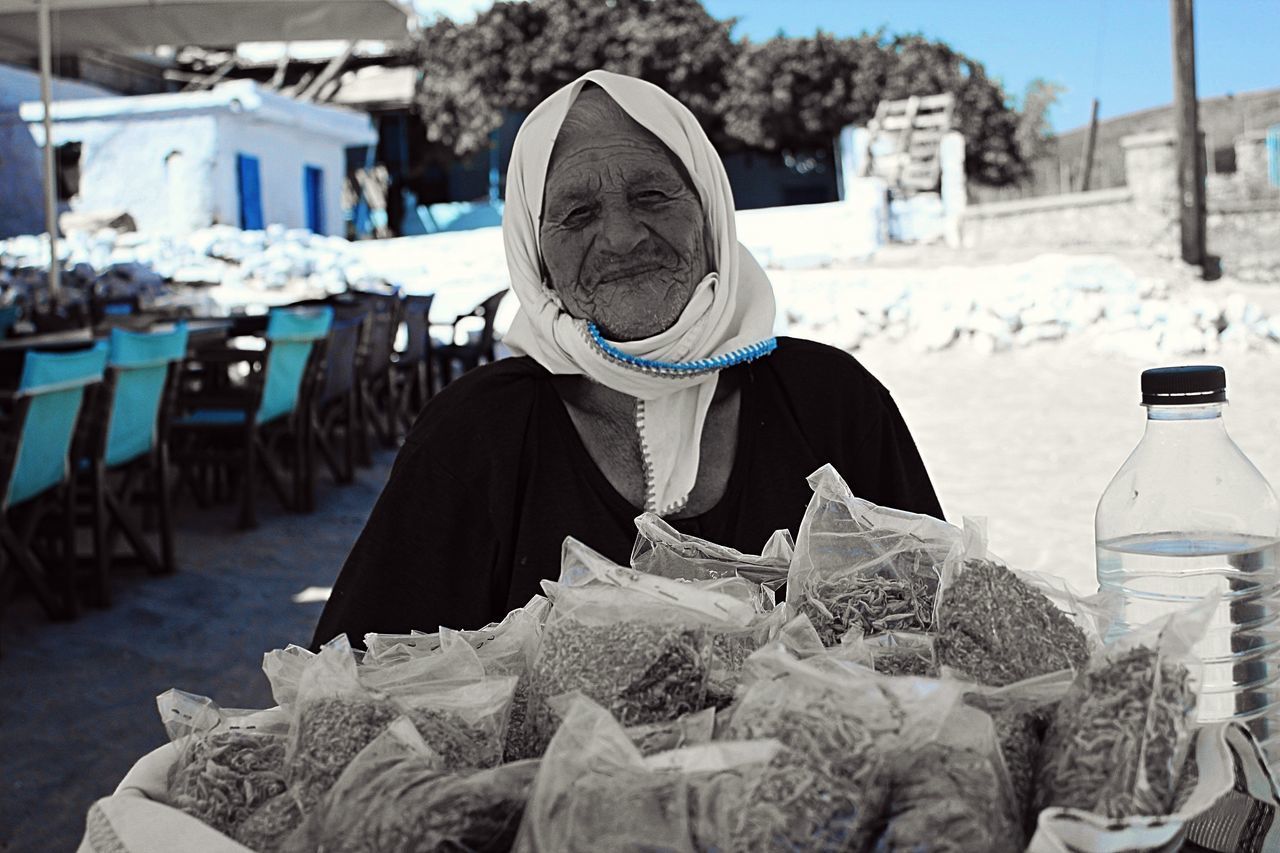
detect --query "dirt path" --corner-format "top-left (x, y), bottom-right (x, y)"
top-left (856, 337), bottom-right (1280, 593)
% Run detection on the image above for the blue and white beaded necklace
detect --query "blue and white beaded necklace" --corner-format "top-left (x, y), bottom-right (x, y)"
top-left (584, 321), bottom-right (777, 377)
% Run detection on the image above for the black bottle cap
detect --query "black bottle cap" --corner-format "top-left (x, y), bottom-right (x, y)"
top-left (1141, 365), bottom-right (1227, 405)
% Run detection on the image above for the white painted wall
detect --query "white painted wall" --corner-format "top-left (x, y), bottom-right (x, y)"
top-left (213, 112), bottom-right (350, 234)
top-left (34, 114), bottom-right (221, 234)
top-left (0, 62), bottom-right (112, 238)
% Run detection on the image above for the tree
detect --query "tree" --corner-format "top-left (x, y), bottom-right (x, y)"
top-left (721, 31), bottom-right (1029, 185)
top-left (413, 0), bottom-right (739, 158)
top-left (719, 32), bottom-right (890, 153)
top-left (1015, 78), bottom-right (1065, 164)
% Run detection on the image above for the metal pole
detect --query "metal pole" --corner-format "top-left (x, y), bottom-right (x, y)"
top-left (1171, 0), bottom-right (1206, 267)
top-left (38, 0), bottom-right (61, 299)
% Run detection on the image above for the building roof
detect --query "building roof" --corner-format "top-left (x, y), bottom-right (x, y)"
top-left (19, 78), bottom-right (376, 143)
top-left (331, 65), bottom-right (416, 109)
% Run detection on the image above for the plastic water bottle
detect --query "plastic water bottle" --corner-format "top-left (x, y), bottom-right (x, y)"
top-left (1096, 365), bottom-right (1280, 758)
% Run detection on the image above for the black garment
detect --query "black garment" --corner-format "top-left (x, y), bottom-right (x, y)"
top-left (312, 337), bottom-right (941, 649)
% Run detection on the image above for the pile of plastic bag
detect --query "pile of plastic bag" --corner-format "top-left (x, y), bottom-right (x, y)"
top-left (80, 466), bottom-right (1279, 853)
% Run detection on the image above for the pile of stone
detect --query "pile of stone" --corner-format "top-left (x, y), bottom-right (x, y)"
top-left (0, 225), bottom-right (391, 314)
top-left (774, 254), bottom-right (1279, 357)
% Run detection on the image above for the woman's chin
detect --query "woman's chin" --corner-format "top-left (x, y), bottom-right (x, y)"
top-left (594, 313), bottom-right (681, 342)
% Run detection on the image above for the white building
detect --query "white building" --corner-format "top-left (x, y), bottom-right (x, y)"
top-left (20, 79), bottom-right (376, 236)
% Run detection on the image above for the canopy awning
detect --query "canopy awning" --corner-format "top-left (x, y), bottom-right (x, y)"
top-left (0, 0), bottom-right (413, 58)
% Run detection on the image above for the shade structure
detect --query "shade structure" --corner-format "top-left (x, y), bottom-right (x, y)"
top-left (1, 0), bottom-right (412, 298)
top-left (0, 0), bottom-right (413, 57)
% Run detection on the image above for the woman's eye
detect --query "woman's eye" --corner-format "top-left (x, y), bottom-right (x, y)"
top-left (562, 206), bottom-right (594, 225)
top-left (634, 190), bottom-right (668, 205)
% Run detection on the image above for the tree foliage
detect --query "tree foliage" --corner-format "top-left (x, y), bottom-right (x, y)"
top-left (1015, 78), bottom-right (1065, 164)
top-left (414, 0), bottom-right (736, 157)
top-left (413, 1), bottom-right (1035, 186)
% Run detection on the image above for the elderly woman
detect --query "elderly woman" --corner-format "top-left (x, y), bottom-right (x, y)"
top-left (312, 71), bottom-right (941, 646)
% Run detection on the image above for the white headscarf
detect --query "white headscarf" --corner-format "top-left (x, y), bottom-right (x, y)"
top-left (503, 70), bottom-right (776, 516)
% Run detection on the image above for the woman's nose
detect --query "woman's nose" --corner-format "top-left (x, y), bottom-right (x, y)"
top-left (597, 201), bottom-right (647, 255)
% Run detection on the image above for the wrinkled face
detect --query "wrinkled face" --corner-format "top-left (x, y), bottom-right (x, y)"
top-left (539, 89), bottom-right (711, 342)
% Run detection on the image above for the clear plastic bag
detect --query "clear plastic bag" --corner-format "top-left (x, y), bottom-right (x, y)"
top-left (261, 644), bottom-right (315, 707)
top-left (630, 511), bottom-right (791, 594)
top-left (285, 636), bottom-right (403, 812)
top-left (1034, 598), bottom-right (1214, 819)
top-left (523, 582), bottom-right (716, 757)
top-left (555, 537), bottom-right (787, 714)
top-left (515, 694), bottom-right (779, 853)
top-left (789, 464), bottom-right (969, 646)
top-left (285, 719), bottom-right (537, 853)
top-left (722, 643), bottom-right (961, 852)
top-left (850, 630), bottom-right (937, 677)
top-left (625, 708), bottom-right (716, 757)
top-left (556, 537), bottom-right (760, 624)
top-left (363, 595), bottom-right (551, 667)
top-left (962, 670), bottom-right (1074, 834)
top-left (874, 702), bottom-right (1024, 853)
top-left (358, 635), bottom-right (517, 771)
top-left (935, 558), bottom-right (1108, 687)
top-left (155, 689), bottom-right (290, 841)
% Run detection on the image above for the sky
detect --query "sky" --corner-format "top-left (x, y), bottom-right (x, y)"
top-left (701, 0), bottom-right (1280, 132)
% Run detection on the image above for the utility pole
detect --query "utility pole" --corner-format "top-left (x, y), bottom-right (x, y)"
top-left (1171, 0), bottom-right (1206, 267)
top-left (1079, 98), bottom-right (1100, 192)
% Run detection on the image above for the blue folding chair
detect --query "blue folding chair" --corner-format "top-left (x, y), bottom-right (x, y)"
top-left (0, 304), bottom-right (21, 340)
top-left (311, 311), bottom-right (367, 494)
top-left (392, 293), bottom-right (435, 436)
top-left (77, 325), bottom-right (189, 605)
top-left (0, 343), bottom-right (107, 635)
top-left (172, 306), bottom-right (333, 529)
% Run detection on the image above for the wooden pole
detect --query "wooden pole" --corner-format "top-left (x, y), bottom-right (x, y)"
top-left (38, 0), bottom-right (61, 299)
top-left (1171, 0), bottom-right (1206, 266)
top-left (1079, 98), bottom-right (1100, 191)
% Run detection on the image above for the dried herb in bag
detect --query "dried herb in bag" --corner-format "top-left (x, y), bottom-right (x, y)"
top-left (789, 466), bottom-right (966, 648)
top-left (1036, 644), bottom-right (1195, 818)
top-left (861, 631), bottom-right (937, 677)
top-left (406, 705), bottom-right (502, 770)
top-left (517, 694), bottom-right (778, 853)
top-left (156, 690), bottom-right (291, 839)
top-left (875, 705), bottom-right (1024, 853)
top-left (963, 670), bottom-right (1073, 832)
top-left (232, 791), bottom-right (303, 853)
top-left (935, 559), bottom-right (1091, 686)
top-left (288, 720), bottom-right (536, 853)
top-left (798, 570), bottom-right (938, 646)
top-left (722, 644), bottom-right (959, 852)
top-left (167, 730), bottom-right (288, 837)
top-left (625, 708), bottom-right (716, 757)
top-left (525, 618), bottom-right (710, 755)
top-left (289, 695), bottom-right (400, 809)
top-left (355, 637), bottom-right (517, 772)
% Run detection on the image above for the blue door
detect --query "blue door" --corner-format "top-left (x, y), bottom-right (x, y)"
top-left (304, 165), bottom-right (325, 235)
top-left (236, 154), bottom-right (264, 230)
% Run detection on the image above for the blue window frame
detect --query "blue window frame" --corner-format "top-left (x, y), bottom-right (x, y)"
top-left (236, 153), bottom-right (264, 230)
top-left (304, 165), bottom-right (325, 234)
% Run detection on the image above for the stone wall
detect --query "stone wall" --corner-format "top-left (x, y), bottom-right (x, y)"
top-left (962, 128), bottom-right (1280, 266)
